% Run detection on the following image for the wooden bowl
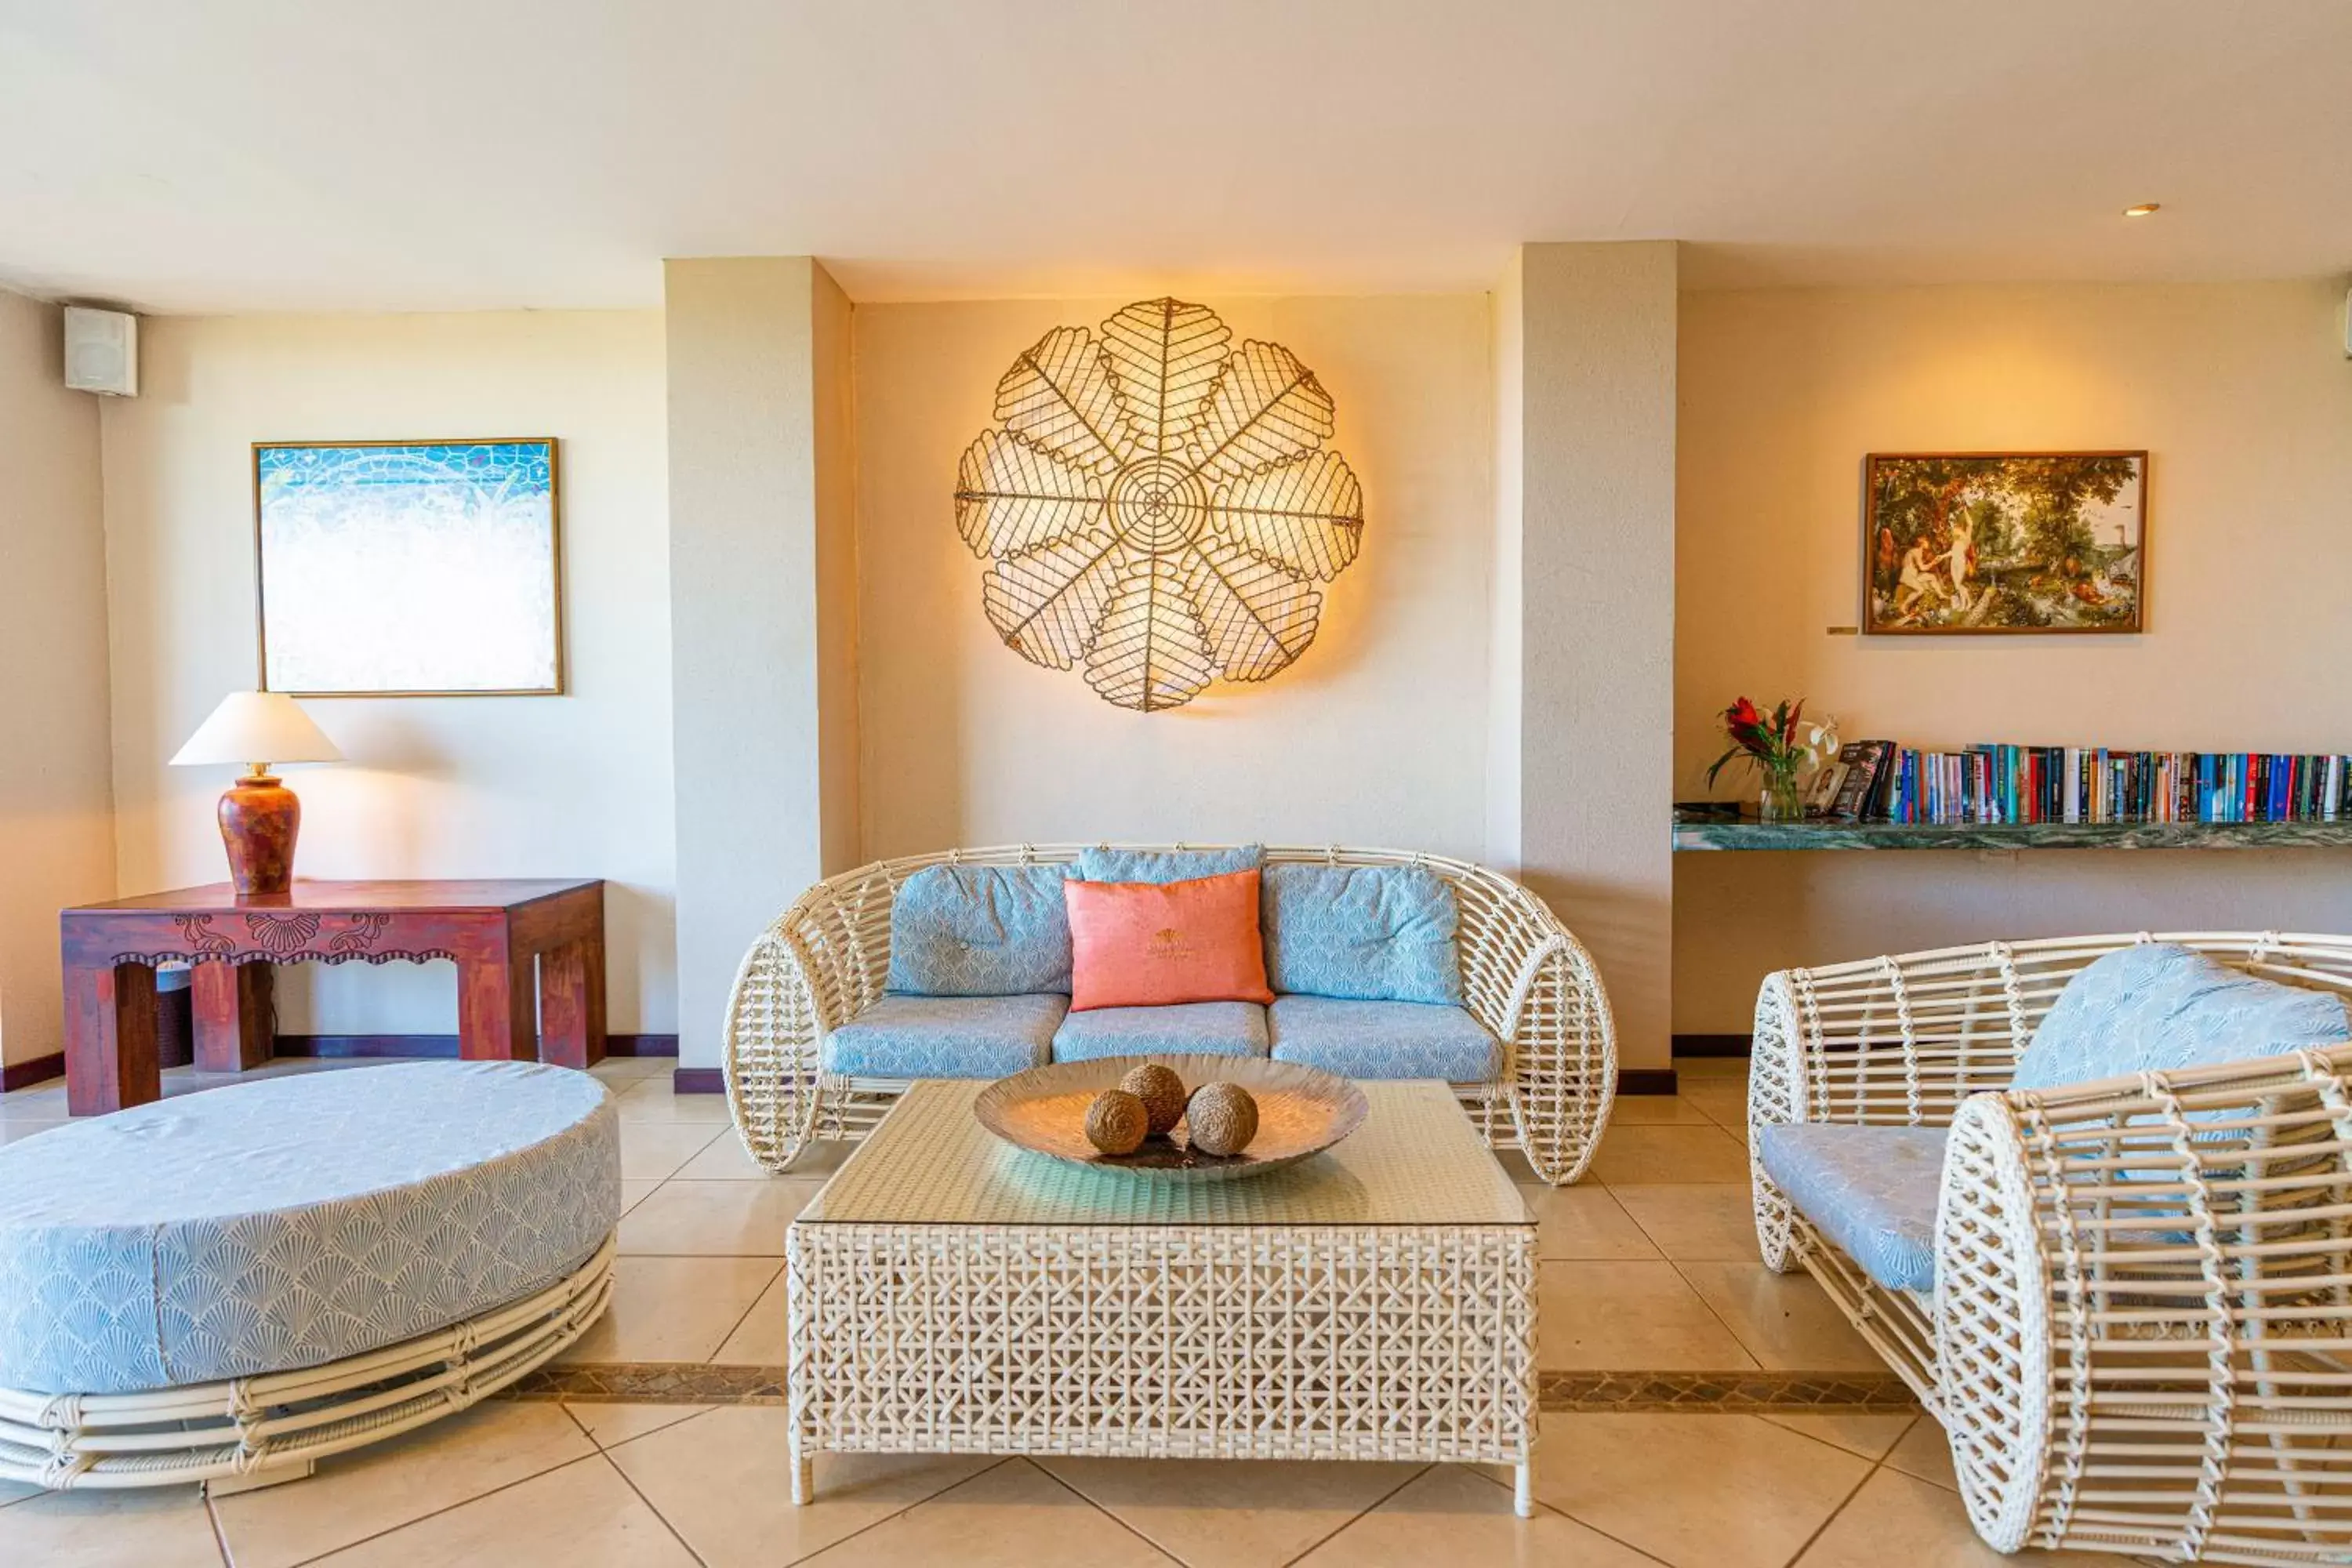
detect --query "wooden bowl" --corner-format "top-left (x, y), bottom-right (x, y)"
top-left (973, 1054), bottom-right (1368, 1182)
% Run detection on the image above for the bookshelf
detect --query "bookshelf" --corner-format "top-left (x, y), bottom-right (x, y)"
top-left (1672, 815), bottom-right (2352, 852)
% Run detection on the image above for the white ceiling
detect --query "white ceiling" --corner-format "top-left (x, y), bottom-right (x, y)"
top-left (2, 1), bottom-right (2347, 314)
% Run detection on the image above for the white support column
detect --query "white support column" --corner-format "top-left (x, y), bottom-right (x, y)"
top-left (1491, 241), bottom-right (1679, 1073)
top-left (664, 258), bottom-right (858, 1070)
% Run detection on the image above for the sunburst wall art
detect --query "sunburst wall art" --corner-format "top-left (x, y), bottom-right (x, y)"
top-left (953, 298), bottom-right (1364, 712)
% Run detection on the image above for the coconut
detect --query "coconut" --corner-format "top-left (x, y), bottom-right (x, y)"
top-left (1083, 1088), bottom-right (1150, 1156)
top-left (1119, 1062), bottom-right (1188, 1136)
top-left (1185, 1081), bottom-right (1259, 1157)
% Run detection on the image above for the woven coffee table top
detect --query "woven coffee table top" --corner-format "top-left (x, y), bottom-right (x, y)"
top-left (799, 1079), bottom-right (1529, 1228)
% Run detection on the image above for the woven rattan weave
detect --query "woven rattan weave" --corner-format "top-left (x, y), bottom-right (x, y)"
top-left (0, 1236), bottom-right (613, 1494)
top-left (723, 843), bottom-right (1615, 1185)
top-left (1750, 931), bottom-right (2352, 1564)
top-left (786, 1080), bottom-right (1538, 1512)
top-left (953, 299), bottom-right (1365, 712)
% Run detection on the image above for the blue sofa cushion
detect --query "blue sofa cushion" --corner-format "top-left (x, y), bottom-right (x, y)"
top-left (1261, 863), bottom-right (1463, 1004)
top-left (0, 1062), bottom-right (618, 1395)
top-left (825, 993), bottom-right (1066, 1078)
top-left (885, 864), bottom-right (1072, 996)
top-left (1074, 844), bottom-right (1263, 884)
top-left (2015, 942), bottom-right (2350, 1092)
top-left (1267, 996), bottom-right (1500, 1081)
top-left (1756, 1123), bottom-right (1947, 1294)
top-left (1052, 1002), bottom-right (1270, 1062)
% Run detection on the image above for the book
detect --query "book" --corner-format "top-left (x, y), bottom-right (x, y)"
top-left (1806, 761), bottom-right (1849, 815)
top-left (1861, 744), bottom-right (2352, 826)
top-left (1824, 741), bottom-right (1894, 821)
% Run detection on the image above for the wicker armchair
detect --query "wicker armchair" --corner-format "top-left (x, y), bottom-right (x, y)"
top-left (1751, 932), bottom-right (2352, 1563)
top-left (723, 843), bottom-right (1616, 1185)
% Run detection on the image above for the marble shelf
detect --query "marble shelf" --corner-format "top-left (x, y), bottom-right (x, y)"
top-left (1671, 816), bottom-right (2352, 852)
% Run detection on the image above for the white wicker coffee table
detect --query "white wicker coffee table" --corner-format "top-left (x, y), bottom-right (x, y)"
top-left (786, 1077), bottom-right (1539, 1512)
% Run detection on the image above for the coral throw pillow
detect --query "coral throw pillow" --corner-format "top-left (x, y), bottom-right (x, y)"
top-left (1065, 869), bottom-right (1276, 1011)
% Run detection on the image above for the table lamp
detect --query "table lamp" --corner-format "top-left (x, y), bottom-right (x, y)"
top-left (169, 691), bottom-right (344, 896)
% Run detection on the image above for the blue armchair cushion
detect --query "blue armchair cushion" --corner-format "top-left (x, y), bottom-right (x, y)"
top-left (1267, 996), bottom-right (1501, 1081)
top-left (885, 864), bottom-right (1072, 996)
top-left (825, 993), bottom-right (1066, 1078)
top-left (1073, 845), bottom-right (1264, 884)
top-left (2014, 942), bottom-right (2350, 1093)
top-left (1052, 1001), bottom-right (1270, 1062)
top-left (1755, 1123), bottom-right (1947, 1294)
top-left (1261, 863), bottom-right (1463, 1004)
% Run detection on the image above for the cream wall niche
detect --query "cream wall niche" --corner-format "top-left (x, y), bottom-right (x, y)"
top-left (99, 311), bottom-right (676, 1036)
top-left (1675, 278), bottom-right (2352, 1031)
top-left (0, 288), bottom-right (116, 1070)
top-left (855, 294), bottom-right (1495, 859)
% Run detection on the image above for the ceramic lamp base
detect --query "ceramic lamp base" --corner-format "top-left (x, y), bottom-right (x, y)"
top-left (219, 775), bottom-right (301, 897)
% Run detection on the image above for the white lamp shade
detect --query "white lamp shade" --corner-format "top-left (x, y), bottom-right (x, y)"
top-left (170, 691), bottom-right (344, 769)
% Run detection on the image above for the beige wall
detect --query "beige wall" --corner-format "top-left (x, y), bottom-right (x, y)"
top-left (51, 268), bottom-right (2334, 1064)
top-left (0, 289), bottom-right (115, 1069)
top-left (854, 294), bottom-right (1494, 859)
top-left (99, 311), bottom-right (676, 1035)
top-left (1675, 278), bottom-right (2352, 1031)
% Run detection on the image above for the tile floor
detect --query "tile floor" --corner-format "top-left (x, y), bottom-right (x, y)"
top-left (0, 1054), bottom-right (2130, 1566)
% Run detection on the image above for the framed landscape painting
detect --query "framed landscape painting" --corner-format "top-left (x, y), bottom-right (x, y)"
top-left (1862, 451), bottom-right (2147, 635)
top-left (255, 438), bottom-right (564, 695)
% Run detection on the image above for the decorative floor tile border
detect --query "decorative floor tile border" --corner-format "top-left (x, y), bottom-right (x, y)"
top-left (1537, 1371), bottom-right (1920, 1413)
top-left (508, 1363), bottom-right (785, 1403)
top-left (506, 1363), bottom-right (1919, 1414)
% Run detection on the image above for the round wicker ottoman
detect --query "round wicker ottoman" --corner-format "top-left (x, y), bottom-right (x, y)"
top-left (0, 1060), bottom-right (619, 1493)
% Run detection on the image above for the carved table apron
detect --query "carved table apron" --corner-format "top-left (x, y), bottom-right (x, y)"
top-left (59, 879), bottom-right (606, 1115)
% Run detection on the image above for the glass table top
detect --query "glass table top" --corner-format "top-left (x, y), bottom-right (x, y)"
top-left (798, 1079), bottom-right (1531, 1229)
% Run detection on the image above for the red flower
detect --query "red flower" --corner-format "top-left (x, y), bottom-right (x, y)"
top-left (1708, 693), bottom-right (1812, 792)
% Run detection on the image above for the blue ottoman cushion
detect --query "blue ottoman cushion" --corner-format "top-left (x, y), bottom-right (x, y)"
top-left (1755, 1123), bottom-right (1947, 1294)
top-left (825, 993), bottom-right (1068, 1078)
top-left (0, 1061), bottom-right (619, 1396)
top-left (1267, 996), bottom-right (1501, 1081)
top-left (1052, 1002), bottom-right (1270, 1062)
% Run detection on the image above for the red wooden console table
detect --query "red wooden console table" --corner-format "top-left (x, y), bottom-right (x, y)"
top-left (60, 879), bottom-right (606, 1116)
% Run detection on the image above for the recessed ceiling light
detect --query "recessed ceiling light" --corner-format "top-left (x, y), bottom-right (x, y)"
top-left (2123, 203), bottom-right (2161, 217)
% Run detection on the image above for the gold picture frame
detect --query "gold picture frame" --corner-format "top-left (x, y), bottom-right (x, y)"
top-left (1861, 450), bottom-right (2147, 636)
top-left (252, 437), bottom-right (566, 696)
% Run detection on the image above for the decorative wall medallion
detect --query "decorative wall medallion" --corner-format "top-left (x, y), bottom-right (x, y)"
top-left (954, 299), bottom-right (1364, 711)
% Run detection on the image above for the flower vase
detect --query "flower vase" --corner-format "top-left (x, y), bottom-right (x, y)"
top-left (1759, 771), bottom-right (1806, 823)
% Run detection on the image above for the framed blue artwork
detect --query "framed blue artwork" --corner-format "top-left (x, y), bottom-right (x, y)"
top-left (252, 438), bottom-right (564, 695)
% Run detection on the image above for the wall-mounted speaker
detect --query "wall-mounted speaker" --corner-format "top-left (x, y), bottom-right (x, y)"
top-left (63, 305), bottom-right (139, 396)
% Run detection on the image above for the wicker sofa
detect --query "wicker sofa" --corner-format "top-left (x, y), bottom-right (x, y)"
top-left (722, 843), bottom-right (1616, 1184)
top-left (1750, 932), bottom-right (2352, 1564)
